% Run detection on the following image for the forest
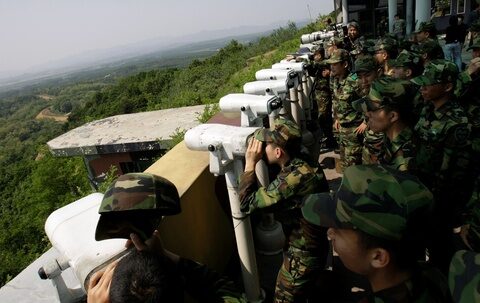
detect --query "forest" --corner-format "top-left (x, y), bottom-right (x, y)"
top-left (0, 17), bottom-right (329, 286)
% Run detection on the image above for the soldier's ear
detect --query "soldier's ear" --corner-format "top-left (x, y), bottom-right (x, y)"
top-left (389, 111), bottom-right (399, 123)
top-left (445, 82), bottom-right (454, 93)
top-left (369, 247), bottom-right (390, 269)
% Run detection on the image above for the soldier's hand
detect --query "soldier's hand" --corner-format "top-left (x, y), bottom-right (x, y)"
top-left (87, 260), bottom-right (118, 303)
top-left (460, 224), bottom-right (474, 250)
top-left (466, 57), bottom-right (480, 76)
top-left (333, 120), bottom-right (340, 131)
top-left (354, 122), bottom-right (368, 134)
top-left (245, 138), bottom-right (264, 172)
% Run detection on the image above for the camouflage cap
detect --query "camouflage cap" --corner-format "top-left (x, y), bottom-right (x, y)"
top-left (414, 21), bottom-right (436, 33)
top-left (413, 38), bottom-right (443, 56)
top-left (348, 21), bottom-right (360, 29)
top-left (95, 173), bottom-right (181, 241)
top-left (352, 56), bottom-right (378, 73)
top-left (411, 59), bottom-right (458, 86)
top-left (352, 78), bottom-right (415, 113)
top-left (325, 36), bottom-right (344, 47)
top-left (325, 49), bottom-right (350, 64)
top-left (373, 37), bottom-right (397, 53)
top-left (467, 37), bottom-right (480, 50)
top-left (301, 165), bottom-right (433, 241)
top-left (389, 50), bottom-right (421, 68)
top-left (449, 250), bottom-right (480, 303)
top-left (253, 118), bottom-right (301, 149)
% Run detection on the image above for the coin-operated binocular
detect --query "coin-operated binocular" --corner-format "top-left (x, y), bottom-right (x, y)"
top-left (184, 124), bottom-right (264, 302)
top-left (219, 93), bottom-right (282, 127)
top-left (255, 68), bottom-right (296, 81)
top-left (38, 193), bottom-right (127, 303)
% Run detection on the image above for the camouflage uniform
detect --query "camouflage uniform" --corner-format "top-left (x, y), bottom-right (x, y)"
top-left (411, 60), bottom-right (472, 273)
top-left (353, 78), bottom-right (417, 172)
top-left (449, 250), bottom-right (480, 303)
top-left (326, 49), bottom-right (364, 171)
top-left (95, 173), bottom-right (181, 241)
top-left (353, 56), bottom-right (384, 165)
top-left (458, 39), bottom-right (480, 251)
top-left (309, 62), bottom-right (335, 147)
top-left (239, 118), bottom-right (329, 303)
top-left (301, 165), bottom-right (452, 302)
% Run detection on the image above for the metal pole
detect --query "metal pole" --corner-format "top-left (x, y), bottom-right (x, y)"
top-left (415, 0), bottom-right (432, 30)
top-left (342, 0), bottom-right (348, 25)
top-left (388, 0), bottom-right (398, 33)
top-left (406, 0), bottom-right (413, 35)
top-left (225, 160), bottom-right (263, 302)
top-left (289, 87), bottom-right (301, 127)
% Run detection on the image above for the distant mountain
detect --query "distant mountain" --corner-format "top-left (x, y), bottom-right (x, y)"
top-left (0, 19), bottom-right (309, 93)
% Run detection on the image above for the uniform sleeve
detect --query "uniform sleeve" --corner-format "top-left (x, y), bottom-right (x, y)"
top-left (178, 258), bottom-right (246, 303)
top-left (239, 169), bottom-right (302, 214)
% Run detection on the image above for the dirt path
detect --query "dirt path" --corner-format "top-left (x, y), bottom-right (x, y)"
top-left (35, 107), bottom-right (69, 123)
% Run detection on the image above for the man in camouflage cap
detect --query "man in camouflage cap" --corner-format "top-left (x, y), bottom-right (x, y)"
top-left (449, 250), bottom-right (480, 303)
top-left (411, 59), bottom-right (472, 274)
top-left (352, 56), bottom-right (384, 165)
top-left (324, 36), bottom-right (344, 58)
top-left (239, 118), bottom-right (329, 303)
top-left (95, 173), bottom-right (181, 241)
top-left (373, 38), bottom-right (398, 77)
top-left (327, 49), bottom-right (366, 171)
top-left (413, 38), bottom-right (445, 66)
top-left (415, 21), bottom-right (438, 43)
top-left (353, 78), bottom-right (417, 171)
top-left (458, 37), bottom-right (480, 253)
top-left (390, 50), bottom-right (423, 80)
top-left (301, 164), bottom-right (451, 302)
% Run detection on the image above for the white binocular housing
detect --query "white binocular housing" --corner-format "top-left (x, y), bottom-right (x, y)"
top-left (255, 68), bottom-right (297, 81)
top-left (243, 78), bottom-right (297, 97)
top-left (185, 124), bottom-right (259, 175)
top-left (271, 62), bottom-right (306, 74)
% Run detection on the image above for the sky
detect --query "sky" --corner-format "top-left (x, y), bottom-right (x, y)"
top-left (0, 0), bottom-right (334, 75)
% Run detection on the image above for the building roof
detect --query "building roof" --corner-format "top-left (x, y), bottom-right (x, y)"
top-left (47, 105), bottom-right (206, 156)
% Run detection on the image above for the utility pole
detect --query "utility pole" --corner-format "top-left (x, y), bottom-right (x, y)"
top-left (307, 4), bottom-right (313, 23)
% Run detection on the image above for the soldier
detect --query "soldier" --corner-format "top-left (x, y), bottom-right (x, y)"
top-left (373, 38), bottom-right (398, 77)
top-left (353, 78), bottom-right (417, 171)
top-left (239, 118), bottom-right (329, 303)
top-left (326, 49), bottom-right (366, 171)
top-left (308, 54), bottom-right (336, 150)
top-left (415, 21), bottom-right (438, 43)
top-left (411, 60), bottom-right (472, 274)
top-left (390, 50), bottom-right (423, 81)
top-left (413, 38), bottom-right (445, 66)
top-left (89, 173), bottom-right (247, 303)
top-left (352, 56), bottom-right (384, 165)
top-left (302, 165), bottom-right (452, 302)
top-left (458, 38), bottom-right (480, 252)
top-left (324, 36), bottom-right (344, 58)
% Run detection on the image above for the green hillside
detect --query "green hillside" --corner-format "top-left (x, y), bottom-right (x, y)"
top-left (0, 18), bottom-right (327, 286)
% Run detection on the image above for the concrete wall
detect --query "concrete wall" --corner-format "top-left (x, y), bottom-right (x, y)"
top-left (145, 141), bottom-right (236, 273)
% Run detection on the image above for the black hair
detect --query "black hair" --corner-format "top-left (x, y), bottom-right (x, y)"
top-left (358, 230), bottom-right (421, 270)
top-left (109, 250), bottom-right (184, 303)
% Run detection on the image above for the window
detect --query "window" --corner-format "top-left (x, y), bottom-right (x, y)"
top-left (458, 0), bottom-right (465, 14)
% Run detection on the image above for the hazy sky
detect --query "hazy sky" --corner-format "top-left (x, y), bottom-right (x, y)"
top-left (0, 0), bottom-right (333, 74)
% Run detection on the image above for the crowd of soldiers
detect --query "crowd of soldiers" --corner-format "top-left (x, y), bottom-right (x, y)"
top-left (86, 19), bottom-right (480, 303)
